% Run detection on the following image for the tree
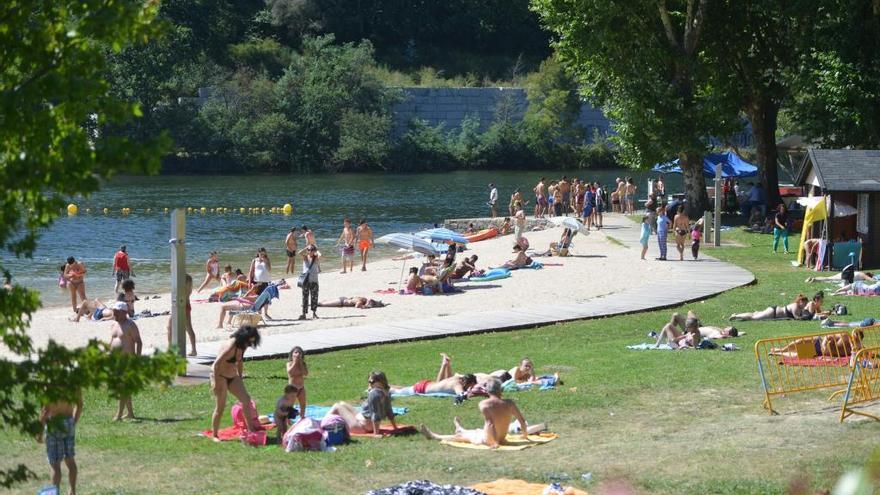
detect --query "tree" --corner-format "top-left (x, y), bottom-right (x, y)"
top-left (788, 0), bottom-right (880, 148)
top-left (522, 55), bottom-right (585, 164)
top-left (532, 0), bottom-right (741, 217)
top-left (0, 1), bottom-right (183, 486)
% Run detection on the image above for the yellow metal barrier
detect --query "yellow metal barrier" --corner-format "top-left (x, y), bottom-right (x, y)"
top-left (851, 324), bottom-right (880, 349)
top-left (755, 330), bottom-right (858, 415)
top-left (840, 346), bottom-right (880, 422)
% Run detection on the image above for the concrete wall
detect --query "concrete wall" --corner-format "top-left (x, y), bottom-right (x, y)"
top-left (391, 87), bottom-right (610, 141)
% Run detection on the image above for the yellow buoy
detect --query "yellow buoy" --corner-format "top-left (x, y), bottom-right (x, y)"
top-left (145, 208), bottom-right (151, 214)
top-left (187, 207), bottom-right (193, 213)
top-left (282, 203), bottom-right (293, 215)
top-left (122, 208), bottom-right (129, 215)
top-left (164, 208), bottom-right (169, 214)
top-left (85, 208), bottom-right (91, 214)
top-left (103, 207), bottom-right (109, 214)
top-left (200, 207), bottom-right (207, 214)
top-left (66, 203), bottom-right (78, 216)
top-left (239, 207), bottom-right (245, 214)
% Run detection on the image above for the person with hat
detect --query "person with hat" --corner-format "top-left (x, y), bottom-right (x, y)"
top-left (109, 300), bottom-right (142, 421)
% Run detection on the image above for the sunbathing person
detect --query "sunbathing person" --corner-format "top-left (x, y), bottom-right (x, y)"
top-left (501, 245), bottom-right (533, 269)
top-left (449, 256), bottom-right (478, 279)
top-left (534, 229), bottom-right (573, 257)
top-left (326, 371), bottom-right (398, 437)
top-left (507, 358), bottom-right (561, 385)
top-left (698, 325), bottom-right (740, 339)
top-left (822, 317), bottom-right (877, 329)
top-left (729, 294), bottom-right (809, 321)
top-left (215, 287), bottom-right (260, 329)
top-left (803, 291), bottom-right (830, 320)
top-left (769, 330), bottom-right (863, 358)
top-left (419, 378), bottom-right (540, 449)
top-left (806, 271), bottom-right (876, 284)
top-left (405, 267), bottom-right (423, 293)
top-left (391, 353), bottom-right (478, 396)
top-left (833, 281), bottom-right (880, 296)
top-left (655, 312), bottom-right (702, 349)
top-left (418, 255), bottom-right (439, 276)
top-left (68, 299), bottom-right (113, 322)
top-left (317, 297), bottom-right (385, 309)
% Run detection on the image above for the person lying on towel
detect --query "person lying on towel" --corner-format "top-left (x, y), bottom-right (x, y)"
top-left (419, 378), bottom-right (543, 449)
top-left (391, 353), bottom-right (478, 396)
top-left (769, 329), bottom-right (863, 358)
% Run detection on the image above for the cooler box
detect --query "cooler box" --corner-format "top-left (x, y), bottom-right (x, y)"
top-left (324, 425), bottom-right (347, 446)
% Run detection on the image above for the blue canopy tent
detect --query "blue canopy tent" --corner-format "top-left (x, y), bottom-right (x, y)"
top-left (652, 151), bottom-right (758, 178)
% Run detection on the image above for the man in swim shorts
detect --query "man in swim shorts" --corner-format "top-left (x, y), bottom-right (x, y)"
top-left (38, 390), bottom-right (83, 495)
top-left (356, 219), bottom-right (374, 272)
top-left (336, 218), bottom-right (355, 274)
top-left (533, 177), bottom-right (547, 218)
top-left (419, 378), bottom-right (533, 449)
top-left (284, 227), bottom-right (298, 275)
top-left (558, 176), bottom-right (570, 215)
top-left (391, 353), bottom-right (478, 396)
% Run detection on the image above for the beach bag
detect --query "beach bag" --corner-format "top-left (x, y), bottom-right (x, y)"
top-left (243, 429), bottom-right (267, 447)
top-left (833, 303), bottom-right (848, 316)
top-left (231, 400), bottom-right (259, 429)
top-left (297, 259), bottom-right (314, 288)
top-left (320, 414), bottom-right (349, 446)
top-left (284, 417), bottom-right (326, 452)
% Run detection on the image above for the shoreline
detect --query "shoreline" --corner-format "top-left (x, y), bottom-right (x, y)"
top-left (8, 214), bottom-right (681, 359)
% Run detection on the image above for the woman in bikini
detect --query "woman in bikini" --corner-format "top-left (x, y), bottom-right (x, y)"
top-left (197, 251), bottom-right (221, 293)
top-left (210, 325), bottom-right (261, 441)
top-left (326, 371), bottom-right (398, 437)
top-left (63, 256), bottom-right (87, 313)
top-left (769, 330), bottom-right (862, 358)
top-left (317, 296), bottom-right (386, 309)
top-left (729, 294), bottom-right (809, 321)
top-left (68, 298), bottom-right (112, 322)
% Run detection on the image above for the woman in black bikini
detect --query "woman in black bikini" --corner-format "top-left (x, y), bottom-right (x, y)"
top-left (729, 294), bottom-right (809, 321)
top-left (210, 325), bottom-right (261, 441)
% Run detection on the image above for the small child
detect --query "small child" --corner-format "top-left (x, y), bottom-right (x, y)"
top-left (640, 214), bottom-right (651, 260)
top-left (121, 278), bottom-right (137, 316)
top-left (274, 384), bottom-right (300, 443)
top-left (691, 221), bottom-right (703, 260)
top-left (499, 217), bottom-right (511, 235)
top-left (220, 264), bottom-right (234, 286)
top-left (286, 346), bottom-right (308, 415)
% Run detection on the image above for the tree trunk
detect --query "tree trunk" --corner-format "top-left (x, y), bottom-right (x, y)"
top-left (679, 151), bottom-right (709, 217)
top-left (747, 98), bottom-right (782, 208)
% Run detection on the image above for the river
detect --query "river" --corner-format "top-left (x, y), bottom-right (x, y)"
top-left (11, 170), bottom-right (682, 307)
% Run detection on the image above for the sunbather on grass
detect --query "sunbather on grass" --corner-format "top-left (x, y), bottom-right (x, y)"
top-left (833, 281), bottom-right (880, 296)
top-left (391, 353), bottom-right (477, 396)
top-left (507, 358), bottom-right (561, 385)
top-left (729, 294), bottom-right (808, 321)
top-left (698, 325), bottom-right (739, 339)
top-left (768, 330), bottom-right (862, 358)
top-left (655, 312), bottom-right (702, 349)
top-left (317, 297), bottom-right (385, 309)
top-left (806, 271), bottom-right (876, 283)
top-left (419, 378), bottom-right (539, 449)
top-left (326, 371), bottom-right (397, 438)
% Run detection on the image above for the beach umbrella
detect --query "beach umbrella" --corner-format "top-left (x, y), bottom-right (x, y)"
top-left (415, 228), bottom-right (469, 244)
top-left (377, 233), bottom-right (439, 288)
top-left (376, 233), bottom-right (439, 256)
top-left (549, 216), bottom-right (590, 236)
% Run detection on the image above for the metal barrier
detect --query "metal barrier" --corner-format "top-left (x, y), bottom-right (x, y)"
top-left (851, 324), bottom-right (880, 349)
top-left (840, 346), bottom-right (880, 422)
top-left (754, 330), bottom-right (858, 415)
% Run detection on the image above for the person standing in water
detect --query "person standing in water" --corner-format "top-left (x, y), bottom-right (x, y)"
top-left (112, 245), bottom-right (132, 294)
top-left (63, 256), bottom-right (87, 313)
top-left (301, 225), bottom-right (316, 247)
top-left (356, 219), bottom-right (374, 271)
top-left (196, 251), bottom-right (221, 293)
top-left (284, 227), bottom-right (298, 275)
top-left (335, 218), bottom-right (355, 274)
top-left (109, 301), bottom-right (142, 421)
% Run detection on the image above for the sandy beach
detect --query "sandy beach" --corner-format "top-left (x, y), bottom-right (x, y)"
top-left (11, 215), bottom-right (680, 358)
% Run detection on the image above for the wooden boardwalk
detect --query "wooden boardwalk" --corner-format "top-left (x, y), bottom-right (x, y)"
top-left (191, 217), bottom-right (754, 364)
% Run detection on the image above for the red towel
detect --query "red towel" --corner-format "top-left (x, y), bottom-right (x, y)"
top-left (780, 356), bottom-right (850, 367)
top-left (201, 423), bottom-right (274, 441)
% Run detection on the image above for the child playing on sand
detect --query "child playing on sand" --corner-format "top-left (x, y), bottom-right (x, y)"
top-left (640, 214), bottom-right (651, 260)
top-left (286, 346), bottom-right (308, 415)
top-left (274, 384), bottom-right (300, 443)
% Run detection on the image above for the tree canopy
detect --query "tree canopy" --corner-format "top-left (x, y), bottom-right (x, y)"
top-left (0, 0), bottom-right (183, 486)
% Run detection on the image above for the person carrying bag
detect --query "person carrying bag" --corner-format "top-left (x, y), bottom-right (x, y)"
top-left (299, 245), bottom-right (321, 320)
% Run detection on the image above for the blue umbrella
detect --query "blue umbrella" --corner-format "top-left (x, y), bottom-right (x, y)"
top-left (376, 233), bottom-right (439, 256)
top-left (652, 151), bottom-right (758, 178)
top-left (415, 228), bottom-right (469, 244)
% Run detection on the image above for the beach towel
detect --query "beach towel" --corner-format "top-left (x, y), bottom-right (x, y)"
top-left (627, 343), bottom-right (674, 350)
top-left (471, 479), bottom-right (588, 495)
top-left (200, 423), bottom-right (274, 441)
top-left (374, 288), bottom-right (397, 294)
top-left (441, 432), bottom-right (557, 451)
top-left (349, 424), bottom-right (418, 438)
top-left (780, 355), bottom-right (850, 367)
top-left (502, 376), bottom-right (557, 392)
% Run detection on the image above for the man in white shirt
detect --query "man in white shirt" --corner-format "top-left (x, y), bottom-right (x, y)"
top-left (488, 183), bottom-right (498, 218)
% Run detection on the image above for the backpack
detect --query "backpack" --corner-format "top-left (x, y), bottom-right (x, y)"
top-left (833, 303), bottom-right (848, 316)
top-left (283, 417), bottom-right (327, 452)
top-left (320, 414), bottom-right (349, 446)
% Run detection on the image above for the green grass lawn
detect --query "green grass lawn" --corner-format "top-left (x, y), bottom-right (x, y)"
top-left (4, 228), bottom-right (879, 494)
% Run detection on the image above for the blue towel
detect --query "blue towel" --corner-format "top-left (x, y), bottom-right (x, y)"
top-left (268, 405), bottom-right (409, 423)
top-left (501, 375), bottom-right (558, 392)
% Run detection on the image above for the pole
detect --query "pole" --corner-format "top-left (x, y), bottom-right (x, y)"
top-left (714, 164), bottom-right (722, 247)
top-left (170, 209), bottom-right (187, 357)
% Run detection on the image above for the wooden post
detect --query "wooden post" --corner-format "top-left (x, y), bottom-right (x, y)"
top-left (827, 194), bottom-right (835, 270)
top-left (170, 209), bottom-right (187, 357)
top-left (714, 164), bottom-right (722, 247)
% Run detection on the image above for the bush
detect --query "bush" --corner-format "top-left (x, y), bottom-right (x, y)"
top-left (389, 120), bottom-right (457, 172)
top-left (333, 110), bottom-right (392, 171)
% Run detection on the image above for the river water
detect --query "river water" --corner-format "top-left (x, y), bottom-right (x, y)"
top-left (10, 170), bottom-right (681, 306)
